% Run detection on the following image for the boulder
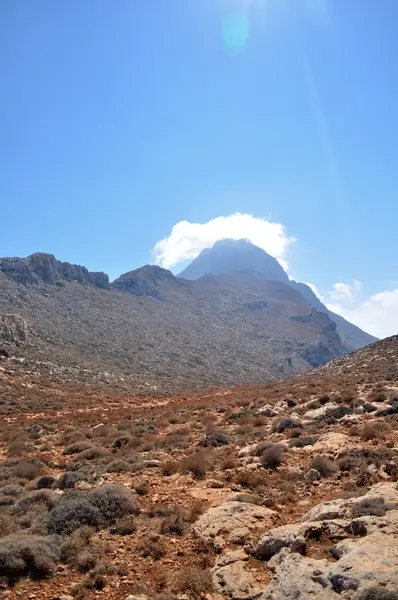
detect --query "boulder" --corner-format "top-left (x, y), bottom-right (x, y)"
top-left (303, 402), bottom-right (340, 420)
top-left (254, 483), bottom-right (398, 599)
top-left (213, 560), bottom-right (264, 599)
top-left (252, 524), bottom-right (306, 560)
top-left (193, 501), bottom-right (274, 545)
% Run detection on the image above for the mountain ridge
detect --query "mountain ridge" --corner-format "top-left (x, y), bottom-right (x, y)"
top-left (178, 238), bottom-right (377, 351)
top-left (0, 247), bottom-right (349, 393)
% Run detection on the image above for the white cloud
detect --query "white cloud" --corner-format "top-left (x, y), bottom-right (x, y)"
top-left (152, 213), bottom-right (295, 270)
top-left (327, 288), bottom-right (398, 339)
top-left (329, 280), bottom-right (362, 303)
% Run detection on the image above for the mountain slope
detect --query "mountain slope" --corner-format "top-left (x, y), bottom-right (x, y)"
top-left (290, 280), bottom-right (378, 350)
top-left (0, 252), bottom-right (346, 392)
top-left (179, 239), bottom-right (377, 351)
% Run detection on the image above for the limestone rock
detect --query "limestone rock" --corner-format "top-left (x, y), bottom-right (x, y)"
top-left (0, 314), bottom-right (29, 346)
top-left (213, 560), bottom-right (264, 599)
top-left (193, 501), bottom-right (274, 544)
top-left (252, 524), bottom-right (306, 560)
top-left (303, 402), bottom-right (340, 420)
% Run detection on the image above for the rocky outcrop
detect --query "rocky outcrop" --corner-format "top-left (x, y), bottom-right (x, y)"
top-left (248, 483), bottom-right (398, 599)
top-left (0, 253), bottom-right (109, 289)
top-left (0, 314), bottom-right (29, 346)
top-left (112, 265), bottom-right (178, 301)
top-left (193, 501), bottom-right (274, 550)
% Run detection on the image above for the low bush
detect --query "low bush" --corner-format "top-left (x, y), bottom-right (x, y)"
top-left (114, 515), bottom-right (137, 535)
top-left (161, 460), bottom-right (179, 476)
top-left (271, 418), bottom-right (302, 434)
top-left (58, 470), bottom-right (86, 490)
top-left (35, 475), bottom-right (56, 489)
top-left (310, 455), bottom-right (335, 478)
top-left (63, 440), bottom-right (94, 456)
top-left (89, 483), bottom-right (140, 522)
top-left (289, 437), bottom-right (317, 448)
top-left (60, 526), bottom-right (94, 565)
top-left (172, 566), bottom-right (213, 599)
top-left (111, 435), bottom-right (131, 449)
top-left (7, 457), bottom-right (46, 480)
top-left (160, 510), bottom-right (185, 536)
top-left (360, 422), bottom-right (389, 441)
top-left (179, 451), bottom-right (209, 480)
top-left (260, 444), bottom-right (285, 470)
top-left (47, 493), bottom-right (102, 534)
top-left (11, 489), bottom-right (57, 517)
top-left (0, 534), bottom-right (59, 583)
top-left (202, 431), bottom-right (229, 447)
top-left (133, 480), bottom-right (148, 495)
top-left (355, 588), bottom-right (398, 600)
top-left (136, 535), bottom-right (165, 560)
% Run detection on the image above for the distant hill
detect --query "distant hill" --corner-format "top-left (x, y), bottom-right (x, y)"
top-left (179, 239), bottom-right (377, 351)
top-left (0, 250), bottom-right (347, 393)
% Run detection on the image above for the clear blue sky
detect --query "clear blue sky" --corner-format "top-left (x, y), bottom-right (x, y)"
top-left (1, 0), bottom-right (397, 294)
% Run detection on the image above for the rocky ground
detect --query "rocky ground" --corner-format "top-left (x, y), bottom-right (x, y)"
top-left (0, 336), bottom-right (397, 599)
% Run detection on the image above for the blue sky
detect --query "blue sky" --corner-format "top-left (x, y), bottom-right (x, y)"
top-left (1, 1), bottom-right (397, 337)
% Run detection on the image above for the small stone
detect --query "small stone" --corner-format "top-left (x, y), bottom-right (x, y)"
top-left (304, 469), bottom-right (321, 483)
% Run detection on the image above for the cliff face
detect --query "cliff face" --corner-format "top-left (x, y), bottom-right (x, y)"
top-left (0, 253), bottom-right (109, 289)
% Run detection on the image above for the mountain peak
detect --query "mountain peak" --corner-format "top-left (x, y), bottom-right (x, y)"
top-left (178, 238), bottom-right (290, 284)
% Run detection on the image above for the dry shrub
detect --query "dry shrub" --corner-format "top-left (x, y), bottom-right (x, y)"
top-left (271, 418), bottom-right (302, 434)
top-left (48, 494), bottom-right (102, 534)
top-left (234, 469), bottom-right (266, 490)
top-left (361, 422), bottom-right (389, 441)
top-left (0, 514), bottom-right (15, 538)
top-left (161, 460), bottom-right (178, 476)
top-left (0, 534), bottom-right (59, 583)
top-left (7, 440), bottom-right (27, 457)
top-left (136, 534), bottom-right (165, 560)
top-left (64, 440), bottom-right (94, 456)
top-left (370, 391), bottom-right (388, 403)
top-left (71, 446), bottom-right (110, 461)
top-left (58, 470), bottom-right (86, 490)
top-left (179, 451), bottom-right (210, 480)
top-left (159, 506), bottom-right (185, 536)
top-left (310, 455), bottom-right (335, 478)
top-left (172, 566), bottom-right (213, 599)
top-left (260, 444), bottom-right (285, 470)
top-left (111, 435), bottom-right (131, 449)
top-left (114, 515), bottom-right (137, 535)
top-left (8, 457), bottom-right (46, 480)
top-left (88, 483), bottom-right (140, 522)
top-left (60, 526), bottom-right (94, 564)
top-left (289, 437), bottom-right (317, 448)
top-left (234, 492), bottom-right (263, 505)
top-left (185, 498), bottom-right (206, 523)
top-left (133, 480), bottom-right (148, 495)
top-left (219, 455), bottom-right (235, 470)
top-left (35, 475), bottom-right (56, 489)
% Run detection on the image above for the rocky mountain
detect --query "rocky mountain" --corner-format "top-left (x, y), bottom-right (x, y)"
top-left (179, 238), bottom-right (290, 284)
top-left (0, 250), bottom-right (348, 392)
top-left (179, 239), bottom-right (377, 351)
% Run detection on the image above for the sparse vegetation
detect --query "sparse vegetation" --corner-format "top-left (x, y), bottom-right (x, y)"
top-left (310, 455), bottom-right (335, 478)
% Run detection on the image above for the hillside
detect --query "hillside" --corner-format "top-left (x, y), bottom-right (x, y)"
top-left (0, 325), bottom-right (397, 600)
top-left (0, 252), bottom-right (347, 393)
top-left (179, 239), bottom-right (377, 351)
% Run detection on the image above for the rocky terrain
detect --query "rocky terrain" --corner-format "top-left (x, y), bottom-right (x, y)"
top-left (0, 243), bottom-right (376, 394)
top-left (0, 333), bottom-right (397, 599)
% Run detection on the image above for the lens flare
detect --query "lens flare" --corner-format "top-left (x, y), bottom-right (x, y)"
top-left (222, 11), bottom-right (250, 52)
